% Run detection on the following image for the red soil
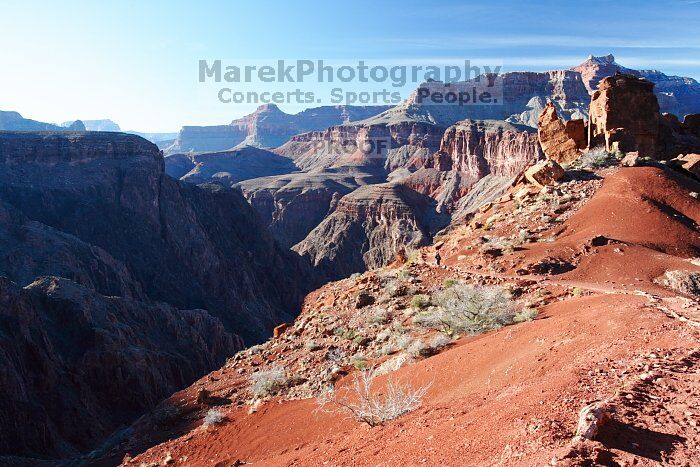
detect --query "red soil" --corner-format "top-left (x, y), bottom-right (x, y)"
top-left (122, 166), bottom-right (700, 466)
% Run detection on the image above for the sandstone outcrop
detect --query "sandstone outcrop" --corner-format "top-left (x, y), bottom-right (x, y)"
top-left (588, 74), bottom-right (660, 157)
top-left (537, 103), bottom-right (583, 164)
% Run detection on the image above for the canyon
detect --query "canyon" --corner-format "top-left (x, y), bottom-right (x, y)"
top-left (3, 53), bottom-right (700, 465)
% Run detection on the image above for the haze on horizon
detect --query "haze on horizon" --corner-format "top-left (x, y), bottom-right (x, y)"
top-left (1, 0), bottom-right (699, 133)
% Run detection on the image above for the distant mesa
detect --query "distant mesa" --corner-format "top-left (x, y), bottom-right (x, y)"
top-left (165, 104), bottom-right (393, 154)
top-left (61, 118), bottom-right (121, 132)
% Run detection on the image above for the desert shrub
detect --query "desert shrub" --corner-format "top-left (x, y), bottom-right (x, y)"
top-left (349, 354), bottom-right (369, 369)
top-left (397, 268), bottom-right (412, 280)
top-left (430, 334), bottom-right (452, 350)
top-left (316, 370), bottom-right (429, 427)
top-left (406, 339), bottom-right (429, 358)
top-left (411, 294), bottom-right (430, 309)
top-left (306, 340), bottom-right (322, 351)
top-left (247, 344), bottom-right (264, 355)
top-left (513, 308), bottom-right (539, 323)
top-left (202, 408), bottom-right (226, 427)
top-left (518, 229), bottom-right (530, 243)
top-left (368, 309), bottom-right (389, 325)
top-left (395, 334), bottom-right (414, 350)
top-left (350, 272), bottom-right (362, 280)
top-left (661, 270), bottom-right (700, 296)
top-left (571, 147), bottom-right (620, 170)
top-left (376, 344), bottom-right (397, 357)
top-left (443, 278), bottom-right (457, 288)
top-left (353, 335), bottom-right (371, 346)
top-left (250, 366), bottom-right (287, 397)
top-left (416, 284), bottom-right (518, 335)
top-left (333, 326), bottom-right (356, 340)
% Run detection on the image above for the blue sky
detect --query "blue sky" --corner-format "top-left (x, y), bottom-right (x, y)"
top-left (1, 0), bottom-right (699, 132)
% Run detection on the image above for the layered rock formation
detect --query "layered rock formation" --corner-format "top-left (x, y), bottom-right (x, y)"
top-left (237, 167), bottom-right (385, 248)
top-left (0, 131), bottom-right (316, 460)
top-left (0, 276), bottom-right (240, 459)
top-left (294, 183), bottom-right (447, 280)
top-left (428, 119), bottom-right (540, 177)
top-left (573, 54), bottom-right (700, 118)
top-left (165, 146), bottom-right (297, 186)
top-left (588, 74), bottom-right (660, 157)
top-left (276, 120), bottom-right (443, 171)
top-left (166, 104), bottom-right (391, 153)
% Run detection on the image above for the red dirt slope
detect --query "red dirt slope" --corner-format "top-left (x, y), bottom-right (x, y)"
top-left (120, 165), bottom-right (700, 466)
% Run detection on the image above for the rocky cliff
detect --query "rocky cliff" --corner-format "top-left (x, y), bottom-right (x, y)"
top-left (588, 74), bottom-right (661, 157)
top-left (294, 183), bottom-right (447, 280)
top-left (237, 166), bottom-right (385, 248)
top-left (166, 104), bottom-right (391, 154)
top-left (0, 131), bottom-right (316, 459)
top-left (573, 54), bottom-right (700, 118)
top-left (165, 146), bottom-right (298, 186)
top-left (0, 276), bottom-right (240, 460)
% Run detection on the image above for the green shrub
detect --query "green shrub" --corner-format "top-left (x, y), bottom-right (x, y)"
top-left (411, 294), bottom-right (430, 309)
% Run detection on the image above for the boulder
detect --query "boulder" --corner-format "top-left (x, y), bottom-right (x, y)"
top-left (588, 74), bottom-right (660, 158)
top-left (273, 322), bottom-right (291, 338)
top-left (621, 151), bottom-right (642, 167)
top-left (524, 160), bottom-right (565, 187)
top-left (537, 102), bottom-right (583, 164)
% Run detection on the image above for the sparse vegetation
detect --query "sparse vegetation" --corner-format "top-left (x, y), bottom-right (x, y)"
top-left (250, 366), bottom-right (287, 397)
top-left (306, 340), bottom-right (322, 351)
top-left (406, 339), bottom-right (429, 358)
top-left (316, 369), bottom-right (430, 427)
top-left (202, 408), bottom-right (226, 427)
top-left (430, 334), bottom-right (452, 350)
top-left (570, 147), bottom-right (621, 170)
top-left (349, 354), bottom-right (369, 369)
top-left (411, 294), bottom-right (430, 309)
top-left (513, 308), bottom-right (539, 323)
top-left (368, 309), bottom-right (389, 325)
top-left (443, 278), bottom-right (457, 288)
top-left (415, 283), bottom-right (518, 335)
top-left (333, 326), bottom-right (356, 340)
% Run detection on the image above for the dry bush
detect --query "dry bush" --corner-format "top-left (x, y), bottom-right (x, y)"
top-left (316, 369), bottom-right (429, 427)
top-left (429, 334), bottom-right (452, 350)
top-left (250, 366), bottom-right (287, 397)
top-left (202, 408), bottom-right (225, 427)
top-left (415, 283), bottom-right (518, 335)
